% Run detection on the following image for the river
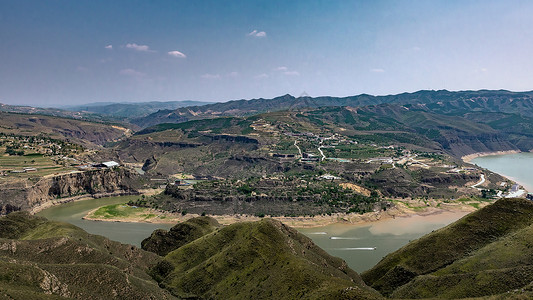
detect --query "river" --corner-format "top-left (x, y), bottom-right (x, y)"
top-left (35, 194), bottom-right (467, 272)
top-left (35, 152), bottom-right (533, 273)
top-left (470, 152), bottom-right (533, 192)
top-left (36, 195), bottom-right (172, 246)
top-left (298, 211), bottom-right (468, 272)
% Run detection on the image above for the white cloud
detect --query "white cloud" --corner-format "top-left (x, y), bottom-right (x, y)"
top-left (412, 46), bottom-right (421, 51)
top-left (168, 50), bottom-right (186, 58)
top-left (120, 68), bottom-right (145, 77)
top-left (284, 71), bottom-right (300, 76)
top-left (227, 71), bottom-right (239, 77)
top-left (481, 68), bottom-right (488, 72)
top-left (105, 45), bottom-right (113, 49)
top-left (254, 73), bottom-right (269, 79)
top-left (371, 68), bottom-right (385, 73)
top-left (125, 43), bottom-right (151, 52)
top-left (247, 30), bottom-right (267, 38)
top-left (275, 66), bottom-right (288, 71)
top-left (201, 73), bottom-right (221, 79)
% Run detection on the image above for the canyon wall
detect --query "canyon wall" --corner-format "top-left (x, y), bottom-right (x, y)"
top-left (0, 168), bottom-right (140, 214)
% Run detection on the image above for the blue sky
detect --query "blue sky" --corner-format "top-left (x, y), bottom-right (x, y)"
top-left (1, 0), bottom-right (533, 106)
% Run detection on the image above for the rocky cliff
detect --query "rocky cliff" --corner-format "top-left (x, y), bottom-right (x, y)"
top-left (0, 168), bottom-right (140, 214)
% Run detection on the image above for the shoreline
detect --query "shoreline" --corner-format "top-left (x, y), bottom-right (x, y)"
top-left (464, 150), bottom-right (532, 195)
top-left (82, 199), bottom-right (480, 228)
top-left (461, 150), bottom-right (521, 162)
top-left (29, 189), bottom-right (162, 215)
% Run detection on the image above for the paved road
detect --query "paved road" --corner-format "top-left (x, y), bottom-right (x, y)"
top-left (471, 173), bottom-right (486, 189)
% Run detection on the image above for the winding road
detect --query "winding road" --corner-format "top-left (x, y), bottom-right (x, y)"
top-left (294, 140), bottom-right (302, 157)
top-left (470, 174), bottom-right (486, 189)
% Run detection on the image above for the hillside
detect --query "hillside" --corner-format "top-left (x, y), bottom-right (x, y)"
top-left (63, 100), bottom-right (213, 119)
top-left (0, 103), bottom-right (113, 123)
top-left (0, 212), bottom-right (175, 299)
top-left (361, 197), bottom-right (533, 298)
top-left (141, 216), bottom-right (222, 256)
top-left (149, 217), bottom-right (382, 299)
top-left (0, 111), bottom-right (130, 147)
top-left (131, 90), bottom-right (533, 128)
top-left (95, 105), bottom-right (514, 217)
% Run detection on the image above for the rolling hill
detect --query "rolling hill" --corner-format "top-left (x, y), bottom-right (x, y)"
top-left (0, 111), bottom-right (130, 147)
top-left (362, 197), bottom-right (533, 298)
top-left (147, 217), bottom-right (382, 299)
top-left (63, 100), bottom-right (213, 119)
top-left (0, 212), bottom-right (175, 299)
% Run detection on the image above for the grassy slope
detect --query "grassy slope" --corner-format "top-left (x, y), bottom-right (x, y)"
top-left (0, 212), bottom-right (175, 299)
top-left (141, 216), bottom-right (222, 256)
top-left (361, 198), bottom-right (533, 298)
top-left (151, 218), bottom-right (382, 299)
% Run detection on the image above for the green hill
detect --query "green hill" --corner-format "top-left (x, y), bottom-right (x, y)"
top-left (141, 216), bottom-right (222, 256)
top-left (0, 212), bottom-right (175, 299)
top-left (362, 198), bottom-right (533, 298)
top-left (150, 218), bottom-right (382, 299)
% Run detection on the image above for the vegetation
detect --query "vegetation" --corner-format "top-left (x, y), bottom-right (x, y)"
top-left (142, 216), bottom-right (221, 256)
top-left (0, 212), bottom-right (175, 299)
top-left (150, 218), bottom-right (382, 299)
top-left (362, 198), bottom-right (533, 298)
top-left (145, 177), bottom-right (388, 217)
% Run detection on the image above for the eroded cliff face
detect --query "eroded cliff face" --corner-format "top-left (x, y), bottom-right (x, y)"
top-left (0, 168), bottom-right (140, 214)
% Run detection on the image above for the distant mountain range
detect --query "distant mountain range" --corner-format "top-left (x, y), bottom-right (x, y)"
top-left (62, 100), bottom-right (213, 119)
top-left (0, 100), bottom-right (213, 125)
top-left (130, 90), bottom-right (533, 128)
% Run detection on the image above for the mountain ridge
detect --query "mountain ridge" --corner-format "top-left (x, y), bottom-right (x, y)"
top-left (131, 89), bottom-right (533, 128)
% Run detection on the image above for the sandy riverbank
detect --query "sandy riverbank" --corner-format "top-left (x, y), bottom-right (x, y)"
top-left (461, 150), bottom-right (521, 162)
top-left (83, 199), bottom-right (480, 228)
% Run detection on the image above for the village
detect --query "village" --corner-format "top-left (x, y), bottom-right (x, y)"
top-left (0, 133), bottom-right (120, 180)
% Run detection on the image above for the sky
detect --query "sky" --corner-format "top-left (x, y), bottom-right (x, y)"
top-left (2, 0), bottom-right (533, 106)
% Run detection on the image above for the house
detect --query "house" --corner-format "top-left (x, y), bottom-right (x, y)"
top-left (319, 174), bottom-right (341, 180)
top-left (94, 161), bottom-right (120, 168)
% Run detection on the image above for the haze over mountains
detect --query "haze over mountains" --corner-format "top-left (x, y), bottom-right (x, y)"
top-left (127, 89), bottom-right (533, 128)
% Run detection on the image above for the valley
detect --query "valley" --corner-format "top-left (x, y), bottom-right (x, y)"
top-left (1, 89), bottom-right (533, 299)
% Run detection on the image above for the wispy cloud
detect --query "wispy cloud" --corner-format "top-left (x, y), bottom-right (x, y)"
top-left (201, 73), bottom-right (221, 79)
top-left (168, 50), bottom-right (186, 58)
top-left (76, 66), bottom-right (88, 72)
top-left (125, 43), bottom-right (152, 52)
top-left (370, 68), bottom-right (385, 73)
top-left (254, 73), bottom-right (269, 79)
top-left (105, 45), bottom-right (113, 49)
top-left (227, 71), bottom-right (239, 77)
top-left (120, 68), bottom-right (145, 77)
top-left (283, 71), bottom-right (300, 76)
top-left (247, 30), bottom-right (267, 38)
top-left (275, 66), bottom-right (299, 76)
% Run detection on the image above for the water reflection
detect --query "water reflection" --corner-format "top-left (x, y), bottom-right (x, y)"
top-left (298, 211), bottom-right (467, 272)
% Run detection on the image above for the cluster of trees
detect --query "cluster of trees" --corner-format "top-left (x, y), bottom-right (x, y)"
top-left (5, 145), bottom-right (24, 156)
